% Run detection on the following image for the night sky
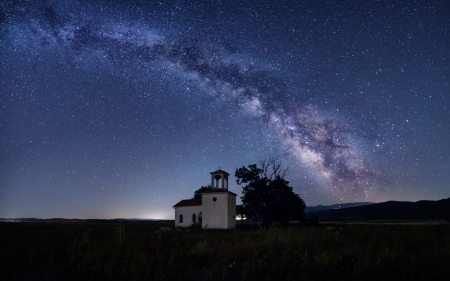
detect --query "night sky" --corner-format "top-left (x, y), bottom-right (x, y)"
top-left (1, 0), bottom-right (449, 219)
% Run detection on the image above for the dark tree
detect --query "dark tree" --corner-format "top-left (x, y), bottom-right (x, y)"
top-left (235, 158), bottom-right (306, 227)
top-left (193, 185), bottom-right (212, 199)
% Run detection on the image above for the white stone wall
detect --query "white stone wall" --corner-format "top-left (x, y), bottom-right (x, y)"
top-left (202, 191), bottom-right (236, 229)
top-left (174, 205), bottom-right (202, 228)
top-left (228, 194), bottom-right (236, 229)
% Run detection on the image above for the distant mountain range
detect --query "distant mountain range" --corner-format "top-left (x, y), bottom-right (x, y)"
top-left (305, 202), bottom-right (374, 214)
top-left (309, 198), bottom-right (450, 220)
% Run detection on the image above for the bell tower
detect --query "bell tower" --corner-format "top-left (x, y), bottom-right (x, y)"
top-left (201, 168), bottom-right (236, 229)
top-left (210, 169), bottom-right (229, 190)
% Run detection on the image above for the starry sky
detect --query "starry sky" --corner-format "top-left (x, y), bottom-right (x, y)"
top-left (1, 0), bottom-right (449, 219)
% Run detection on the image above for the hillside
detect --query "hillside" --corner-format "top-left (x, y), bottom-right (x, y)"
top-left (312, 197), bottom-right (450, 220)
top-left (305, 202), bottom-right (373, 214)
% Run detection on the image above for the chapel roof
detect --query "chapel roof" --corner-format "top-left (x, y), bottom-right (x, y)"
top-left (172, 199), bottom-right (202, 208)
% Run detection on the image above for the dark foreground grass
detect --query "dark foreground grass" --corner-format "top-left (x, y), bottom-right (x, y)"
top-left (0, 221), bottom-right (449, 280)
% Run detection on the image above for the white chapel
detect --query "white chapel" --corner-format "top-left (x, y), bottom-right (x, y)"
top-left (173, 169), bottom-right (237, 229)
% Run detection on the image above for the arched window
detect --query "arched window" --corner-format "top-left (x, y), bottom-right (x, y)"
top-left (192, 214), bottom-right (196, 222)
top-left (179, 214), bottom-right (183, 223)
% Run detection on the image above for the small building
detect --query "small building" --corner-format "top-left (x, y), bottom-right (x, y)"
top-left (173, 169), bottom-right (237, 229)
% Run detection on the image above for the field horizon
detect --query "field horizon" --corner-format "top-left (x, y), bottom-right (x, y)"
top-left (3, 196), bottom-right (449, 222)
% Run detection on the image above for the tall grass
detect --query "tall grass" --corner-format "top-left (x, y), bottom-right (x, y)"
top-left (0, 221), bottom-right (449, 280)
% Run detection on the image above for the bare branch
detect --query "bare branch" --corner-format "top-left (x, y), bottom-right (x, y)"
top-left (258, 157), bottom-right (289, 180)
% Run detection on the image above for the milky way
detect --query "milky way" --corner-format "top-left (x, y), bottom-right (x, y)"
top-left (1, 0), bottom-right (449, 218)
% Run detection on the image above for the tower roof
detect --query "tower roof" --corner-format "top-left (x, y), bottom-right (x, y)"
top-left (201, 189), bottom-right (237, 196)
top-left (210, 169), bottom-right (230, 176)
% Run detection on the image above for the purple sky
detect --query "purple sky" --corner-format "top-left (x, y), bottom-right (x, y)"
top-left (1, 0), bottom-right (449, 219)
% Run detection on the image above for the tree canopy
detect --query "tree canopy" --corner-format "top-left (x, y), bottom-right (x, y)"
top-left (235, 158), bottom-right (306, 226)
top-left (193, 185), bottom-right (212, 199)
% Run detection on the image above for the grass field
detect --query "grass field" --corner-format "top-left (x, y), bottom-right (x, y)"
top-left (1, 220), bottom-right (449, 280)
